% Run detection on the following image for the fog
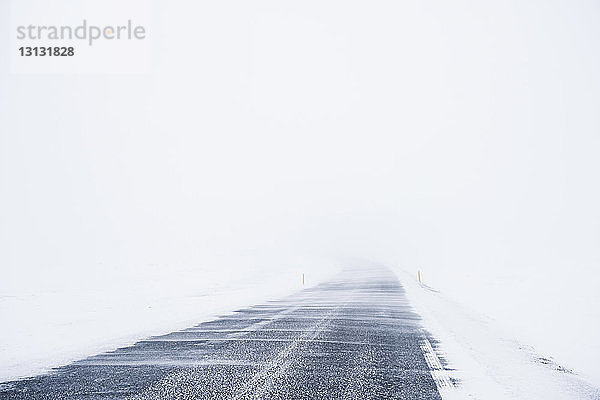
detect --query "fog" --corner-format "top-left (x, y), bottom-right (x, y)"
top-left (1, 0), bottom-right (600, 382)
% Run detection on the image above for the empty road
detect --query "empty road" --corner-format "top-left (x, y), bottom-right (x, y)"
top-left (0, 267), bottom-right (443, 399)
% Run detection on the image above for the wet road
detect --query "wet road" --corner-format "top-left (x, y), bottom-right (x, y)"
top-left (0, 267), bottom-right (443, 399)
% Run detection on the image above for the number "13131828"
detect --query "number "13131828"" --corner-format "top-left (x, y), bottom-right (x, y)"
top-left (19, 47), bottom-right (75, 56)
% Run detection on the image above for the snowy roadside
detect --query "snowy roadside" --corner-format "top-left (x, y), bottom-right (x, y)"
top-left (393, 267), bottom-right (600, 400)
top-left (0, 265), bottom-right (337, 383)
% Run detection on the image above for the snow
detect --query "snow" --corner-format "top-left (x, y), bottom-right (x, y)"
top-left (394, 267), bottom-right (600, 400)
top-left (2, 0), bottom-right (600, 394)
top-left (3, 263), bottom-right (598, 398)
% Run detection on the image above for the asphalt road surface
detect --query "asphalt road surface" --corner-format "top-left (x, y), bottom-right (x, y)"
top-left (0, 267), bottom-right (443, 399)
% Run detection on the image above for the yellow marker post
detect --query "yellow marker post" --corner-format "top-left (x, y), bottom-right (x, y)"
top-left (302, 273), bottom-right (305, 286)
top-left (418, 270), bottom-right (422, 284)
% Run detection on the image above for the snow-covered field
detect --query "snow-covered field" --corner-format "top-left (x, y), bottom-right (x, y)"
top-left (0, 263), bottom-right (339, 382)
top-left (395, 267), bottom-right (600, 399)
top-left (5, 261), bottom-right (598, 400)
